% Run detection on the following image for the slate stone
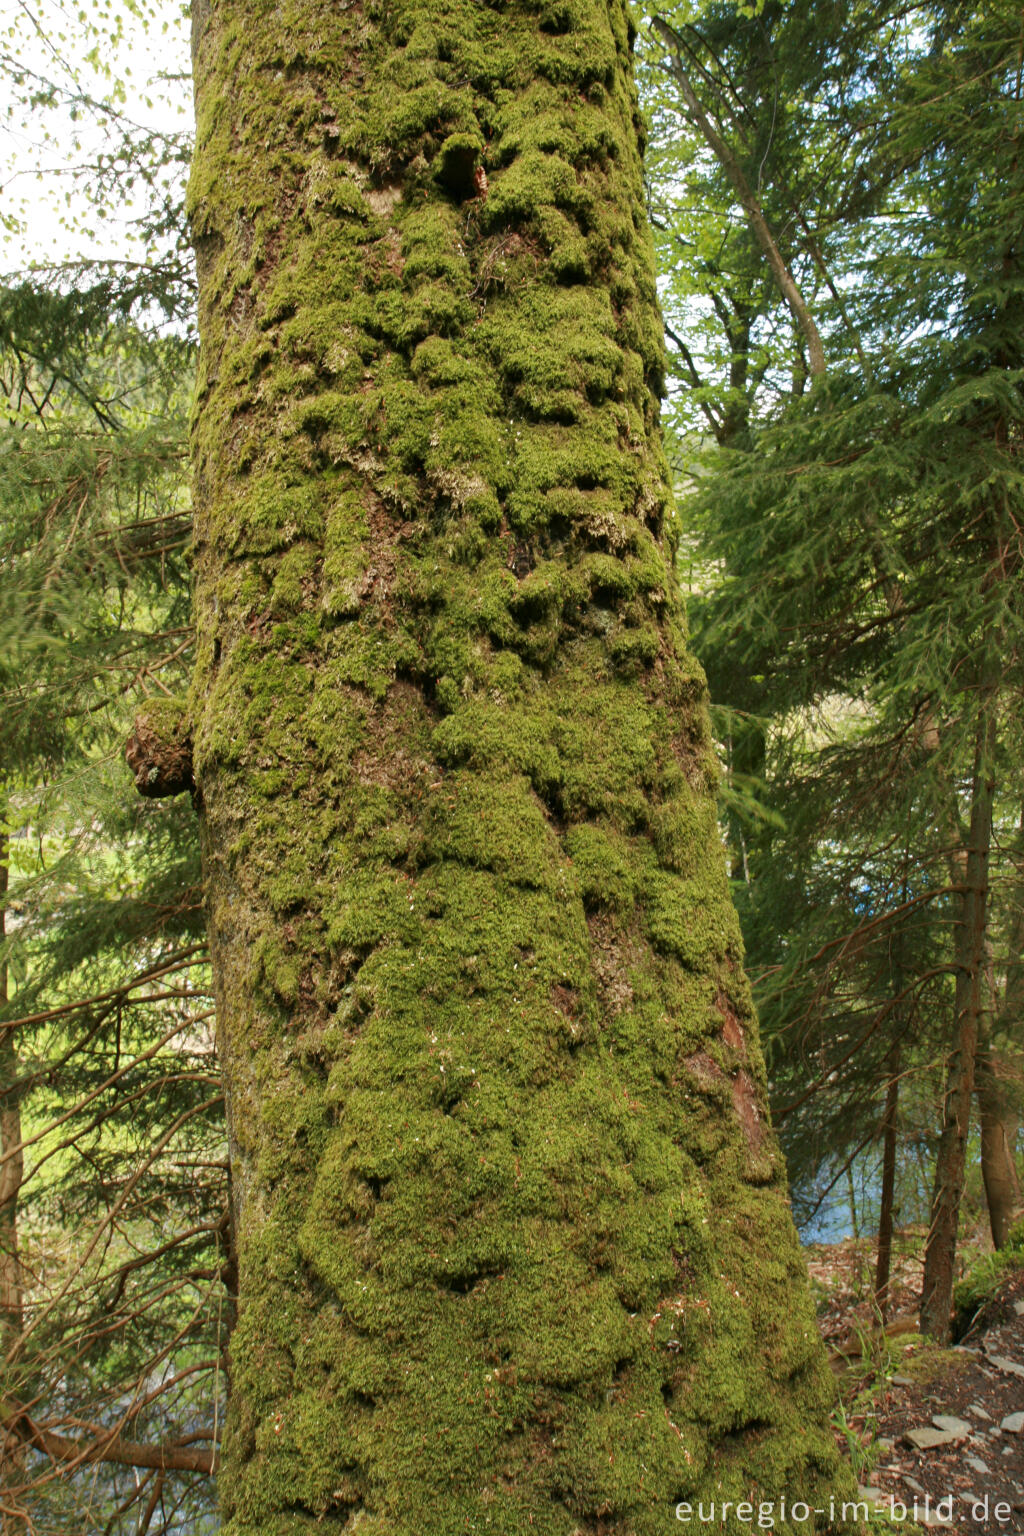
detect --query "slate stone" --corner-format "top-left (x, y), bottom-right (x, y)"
top-left (931, 1414), bottom-right (972, 1436)
top-left (989, 1355), bottom-right (1024, 1379)
top-left (904, 1426), bottom-right (963, 1450)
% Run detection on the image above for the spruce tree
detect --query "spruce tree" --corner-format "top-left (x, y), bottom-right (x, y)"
top-left (649, 0), bottom-right (1024, 1338)
top-left (183, 0), bottom-right (848, 1529)
top-left (0, 288), bottom-right (224, 1533)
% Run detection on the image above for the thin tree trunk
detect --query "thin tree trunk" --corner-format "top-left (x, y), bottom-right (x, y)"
top-left (977, 1039), bottom-right (1022, 1249)
top-left (0, 814), bottom-right (26, 1531)
top-left (846, 1164), bottom-right (860, 1242)
top-left (186, 1), bottom-right (851, 1528)
top-left (920, 692), bottom-right (998, 1341)
top-left (978, 876), bottom-right (1024, 1248)
top-left (651, 18), bottom-right (827, 378)
top-left (875, 1061), bottom-right (900, 1322)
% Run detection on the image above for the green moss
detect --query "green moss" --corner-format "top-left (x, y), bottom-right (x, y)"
top-left (565, 822), bottom-right (635, 912)
top-left (651, 790), bottom-right (720, 878)
top-left (188, 0), bottom-right (851, 1527)
top-left (132, 694), bottom-right (190, 742)
top-left (952, 1235), bottom-right (1024, 1327)
top-left (643, 869), bottom-right (740, 972)
top-left (883, 1338), bottom-right (969, 1386)
top-left (270, 543), bottom-right (318, 614)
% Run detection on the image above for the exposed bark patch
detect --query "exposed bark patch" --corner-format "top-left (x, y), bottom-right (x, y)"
top-left (550, 982), bottom-right (578, 1018)
top-left (351, 680), bottom-right (435, 794)
top-left (732, 1068), bottom-right (764, 1155)
top-left (686, 1046), bottom-right (766, 1160)
top-left (507, 538), bottom-right (533, 578)
top-left (382, 225), bottom-right (404, 276)
top-left (716, 991), bottom-right (745, 1052)
top-left (683, 1050), bottom-right (723, 1089)
top-left (364, 497), bottom-right (399, 609)
top-left (585, 913), bottom-right (634, 1015)
top-left (364, 183), bottom-right (402, 217)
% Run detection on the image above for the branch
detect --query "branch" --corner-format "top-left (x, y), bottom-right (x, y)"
top-left (662, 320), bottom-right (724, 439)
top-left (4, 1404), bottom-right (213, 1476)
top-left (651, 16), bottom-right (826, 378)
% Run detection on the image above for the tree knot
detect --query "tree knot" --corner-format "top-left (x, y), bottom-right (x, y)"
top-left (125, 699), bottom-right (195, 799)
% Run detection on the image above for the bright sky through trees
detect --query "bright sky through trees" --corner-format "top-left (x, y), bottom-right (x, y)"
top-left (1, 0), bottom-right (190, 270)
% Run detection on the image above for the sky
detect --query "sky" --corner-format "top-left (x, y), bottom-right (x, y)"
top-left (1, 0), bottom-right (192, 272)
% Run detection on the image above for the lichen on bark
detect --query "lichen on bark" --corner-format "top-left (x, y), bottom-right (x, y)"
top-left (187, 0), bottom-right (852, 1530)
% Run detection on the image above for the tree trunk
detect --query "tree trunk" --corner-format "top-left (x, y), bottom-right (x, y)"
top-left (187, 3), bottom-right (848, 1529)
top-left (0, 818), bottom-right (26, 1530)
top-left (874, 1062), bottom-right (900, 1322)
top-left (920, 694), bottom-right (998, 1342)
top-left (977, 1038), bottom-right (1022, 1249)
top-left (978, 882), bottom-right (1024, 1249)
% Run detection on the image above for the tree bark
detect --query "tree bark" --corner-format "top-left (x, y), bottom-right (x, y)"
top-left (874, 1062), bottom-right (900, 1322)
top-left (1, 1405), bottom-right (214, 1476)
top-left (187, 3), bottom-right (848, 1529)
top-left (920, 692), bottom-right (998, 1342)
top-left (977, 1037), bottom-right (1022, 1249)
top-left (978, 888), bottom-right (1024, 1249)
top-left (0, 816), bottom-right (26, 1533)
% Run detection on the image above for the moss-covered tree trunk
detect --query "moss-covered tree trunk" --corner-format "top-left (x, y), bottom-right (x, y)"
top-left (187, 2), bottom-right (847, 1530)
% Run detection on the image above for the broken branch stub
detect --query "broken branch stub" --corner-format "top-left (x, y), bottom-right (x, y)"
top-left (125, 700), bottom-right (194, 799)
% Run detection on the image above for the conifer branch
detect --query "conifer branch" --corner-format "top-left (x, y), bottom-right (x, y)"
top-left (651, 15), bottom-right (827, 378)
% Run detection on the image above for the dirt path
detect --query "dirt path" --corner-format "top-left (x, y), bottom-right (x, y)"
top-left (821, 1254), bottom-right (1024, 1531)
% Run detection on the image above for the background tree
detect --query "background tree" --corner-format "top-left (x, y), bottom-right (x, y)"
top-left (643, 0), bottom-right (1024, 1339)
top-left (0, 13), bottom-right (231, 1528)
top-left (0, 285), bottom-right (226, 1535)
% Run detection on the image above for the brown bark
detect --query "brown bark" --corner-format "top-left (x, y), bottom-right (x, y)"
top-left (977, 1039), bottom-right (1022, 1248)
top-left (1, 1404), bottom-right (214, 1476)
top-left (875, 1061), bottom-right (900, 1322)
top-left (0, 818), bottom-right (26, 1534)
top-left (978, 882), bottom-right (1024, 1248)
top-left (125, 699), bottom-right (194, 798)
top-left (919, 692), bottom-right (998, 1341)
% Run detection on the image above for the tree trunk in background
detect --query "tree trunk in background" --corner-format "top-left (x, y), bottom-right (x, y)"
top-left (920, 695), bottom-right (998, 1342)
top-left (0, 819), bottom-right (26, 1530)
top-left (977, 1039), bottom-right (1022, 1249)
top-left (188, 2), bottom-right (847, 1529)
top-left (874, 1062), bottom-right (900, 1322)
top-left (978, 882), bottom-right (1024, 1249)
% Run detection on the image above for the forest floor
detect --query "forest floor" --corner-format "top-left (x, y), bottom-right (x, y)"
top-left (810, 1236), bottom-right (1024, 1531)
